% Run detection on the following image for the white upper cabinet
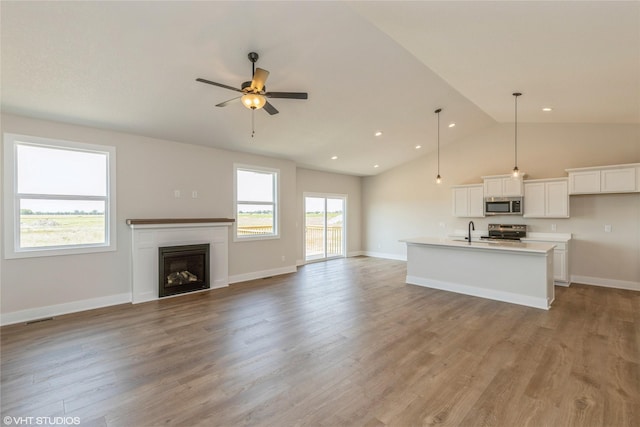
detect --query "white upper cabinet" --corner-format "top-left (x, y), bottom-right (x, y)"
top-left (452, 184), bottom-right (485, 217)
top-left (483, 178), bottom-right (504, 197)
top-left (482, 174), bottom-right (524, 197)
top-left (601, 167), bottom-right (636, 192)
top-left (468, 185), bottom-right (485, 217)
top-left (524, 178), bottom-right (569, 218)
top-left (567, 164), bottom-right (639, 195)
top-left (503, 177), bottom-right (524, 196)
top-left (568, 170), bottom-right (601, 194)
top-left (523, 182), bottom-right (546, 217)
top-left (546, 180), bottom-right (570, 217)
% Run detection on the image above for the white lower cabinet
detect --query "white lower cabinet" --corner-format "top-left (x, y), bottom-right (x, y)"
top-left (452, 184), bottom-right (484, 217)
top-left (523, 178), bottom-right (569, 218)
top-left (522, 236), bottom-right (571, 285)
top-left (553, 248), bottom-right (567, 283)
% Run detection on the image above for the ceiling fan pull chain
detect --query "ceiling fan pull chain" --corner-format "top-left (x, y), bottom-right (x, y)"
top-left (251, 109), bottom-right (255, 138)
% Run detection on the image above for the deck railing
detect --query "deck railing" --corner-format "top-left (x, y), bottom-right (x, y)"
top-left (237, 225), bottom-right (343, 256)
top-left (237, 225), bottom-right (274, 236)
top-left (305, 225), bottom-right (343, 256)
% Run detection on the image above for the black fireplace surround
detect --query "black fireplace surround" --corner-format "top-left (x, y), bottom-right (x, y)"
top-left (158, 244), bottom-right (210, 297)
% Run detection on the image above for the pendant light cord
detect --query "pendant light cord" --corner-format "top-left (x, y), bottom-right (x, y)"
top-left (437, 110), bottom-right (440, 175)
top-left (514, 95), bottom-right (518, 167)
top-left (435, 108), bottom-right (442, 181)
top-left (513, 92), bottom-right (521, 169)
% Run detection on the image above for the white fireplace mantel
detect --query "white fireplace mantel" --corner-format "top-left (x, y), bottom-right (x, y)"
top-left (127, 218), bottom-right (234, 303)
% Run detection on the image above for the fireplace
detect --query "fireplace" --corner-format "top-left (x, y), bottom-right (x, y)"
top-left (159, 244), bottom-right (210, 297)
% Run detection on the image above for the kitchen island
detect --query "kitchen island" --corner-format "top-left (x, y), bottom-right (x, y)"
top-left (401, 237), bottom-right (556, 309)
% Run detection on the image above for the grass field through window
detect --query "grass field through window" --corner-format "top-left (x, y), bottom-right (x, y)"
top-left (20, 214), bottom-right (105, 248)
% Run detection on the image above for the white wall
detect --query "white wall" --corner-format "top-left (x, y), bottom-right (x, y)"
top-left (363, 123), bottom-right (640, 287)
top-left (295, 168), bottom-right (362, 264)
top-left (1, 114), bottom-right (357, 323)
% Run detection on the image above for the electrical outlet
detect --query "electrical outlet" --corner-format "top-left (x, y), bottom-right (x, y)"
top-left (173, 190), bottom-right (181, 198)
top-left (604, 224), bottom-right (612, 232)
top-left (281, 255), bottom-right (286, 262)
top-left (551, 224), bottom-right (557, 232)
top-left (439, 222), bottom-right (446, 228)
top-left (192, 190), bottom-right (198, 199)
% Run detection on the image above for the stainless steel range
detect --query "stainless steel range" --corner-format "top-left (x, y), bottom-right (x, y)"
top-left (481, 224), bottom-right (527, 241)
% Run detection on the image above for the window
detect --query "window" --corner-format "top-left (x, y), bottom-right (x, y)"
top-left (3, 133), bottom-right (116, 258)
top-left (235, 165), bottom-right (279, 240)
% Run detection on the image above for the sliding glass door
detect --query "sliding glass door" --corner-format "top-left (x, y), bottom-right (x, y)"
top-left (304, 195), bottom-right (346, 262)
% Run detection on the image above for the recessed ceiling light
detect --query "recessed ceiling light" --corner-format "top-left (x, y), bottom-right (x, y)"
top-left (542, 107), bottom-right (553, 112)
top-left (374, 131), bottom-right (383, 137)
top-left (415, 145), bottom-right (422, 149)
top-left (448, 123), bottom-right (456, 128)
top-left (331, 155), bottom-right (338, 160)
top-left (374, 164), bottom-right (379, 168)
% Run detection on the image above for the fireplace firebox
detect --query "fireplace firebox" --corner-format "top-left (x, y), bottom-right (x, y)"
top-left (158, 244), bottom-right (210, 297)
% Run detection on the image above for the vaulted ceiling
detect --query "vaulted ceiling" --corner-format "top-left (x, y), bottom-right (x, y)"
top-left (2, 1), bottom-right (639, 176)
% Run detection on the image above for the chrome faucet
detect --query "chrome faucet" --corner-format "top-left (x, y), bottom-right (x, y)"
top-left (468, 221), bottom-right (475, 243)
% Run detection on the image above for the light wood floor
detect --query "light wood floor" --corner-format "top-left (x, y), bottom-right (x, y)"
top-left (1, 257), bottom-right (639, 426)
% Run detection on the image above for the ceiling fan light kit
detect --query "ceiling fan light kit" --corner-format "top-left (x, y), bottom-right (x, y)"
top-left (241, 93), bottom-right (266, 110)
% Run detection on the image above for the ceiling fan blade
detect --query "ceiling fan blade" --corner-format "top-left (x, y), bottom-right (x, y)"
top-left (251, 68), bottom-right (269, 92)
top-left (263, 101), bottom-right (279, 115)
top-left (196, 78), bottom-right (243, 93)
top-left (265, 92), bottom-right (308, 99)
top-left (216, 96), bottom-right (241, 107)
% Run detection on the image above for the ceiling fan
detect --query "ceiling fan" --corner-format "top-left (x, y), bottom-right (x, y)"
top-left (196, 52), bottom-right (308, 116)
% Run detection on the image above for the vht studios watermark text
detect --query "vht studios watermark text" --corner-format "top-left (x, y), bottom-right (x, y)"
top-left (3, 416), bottom-right (81, 425)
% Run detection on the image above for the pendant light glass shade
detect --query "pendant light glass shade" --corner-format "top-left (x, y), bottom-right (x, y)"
top-left (512, 92), bottom-right (522, 177)
top-left (435, 108), bottom-right (442, 184)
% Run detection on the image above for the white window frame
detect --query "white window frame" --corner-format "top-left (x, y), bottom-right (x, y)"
top-left (3, 133), bottom-right (117, 259)
top-left (234, 164), bottom-right (280, 241)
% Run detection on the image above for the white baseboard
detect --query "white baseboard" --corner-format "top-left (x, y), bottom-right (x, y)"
top-left (363, 251), bottom-right (407, 261)
top-left (406, 275), bottom-right (551, 310)
top-left (347, 251), bottom-right (365, 257)
top-left (570, 275), bottom-right (640, 291)
top-left (296, 251), bottom-right (364, 267)
top-left (1, 292), bottom-right (132, 326)
top-left (229, 265), bottom-right (297, 284)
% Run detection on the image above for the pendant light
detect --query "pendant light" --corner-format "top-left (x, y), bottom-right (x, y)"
top-left (512, 92), bottom-right (522, 177)
top-left (435, 108), bottom-right (442, 184)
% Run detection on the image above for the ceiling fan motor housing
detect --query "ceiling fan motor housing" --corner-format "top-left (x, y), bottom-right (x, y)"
top-left (242, 81), bottom-right (265, 94)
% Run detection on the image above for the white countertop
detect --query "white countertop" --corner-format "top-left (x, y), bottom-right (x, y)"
top-left (448, 231), bottom-right (572, 243)
top-left (401, 237), bottom-right (555, 254)
top-left (522, 232), bottom-right (572, 243)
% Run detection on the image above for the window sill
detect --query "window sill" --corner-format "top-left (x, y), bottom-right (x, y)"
top-left (4, 243), bottom-right (117, 260)
top-left (234, 234), bottom-right (280, 243)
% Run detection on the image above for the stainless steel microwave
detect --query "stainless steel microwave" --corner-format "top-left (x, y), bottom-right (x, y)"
top-left (484, 196), bottom-right (523, 215)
